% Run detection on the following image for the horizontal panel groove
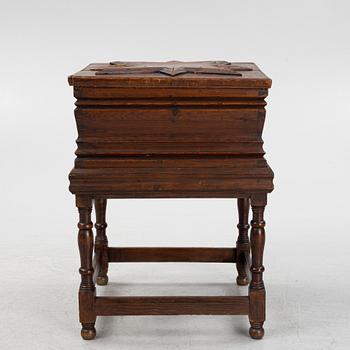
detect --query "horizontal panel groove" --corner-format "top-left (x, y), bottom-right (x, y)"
top-left (73, 87), bottom-right (268, 99)
top-left (74, 97), bottom-right (267, 101)
top-left (95, 296), bottom-right (250, 316)
top-left (75, 152), bottom-right (265, 157)
top-left (76, 138), bottom-right (261, 143)
top-left (108, 247), bottom-right (236, 263)
top-left (74, 155), bottom-right (268, 161)
top-left (75, 102), bottom-right (266, 108)
top-left (71, 174), bottom-right (272, 180)
top-left (75, 105), bottom-right (265, 111)
top-left (70, 191), bottom-right (271, 198)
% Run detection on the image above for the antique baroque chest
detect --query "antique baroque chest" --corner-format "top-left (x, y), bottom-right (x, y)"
top-left (68, 60), bottom-right (273, 340)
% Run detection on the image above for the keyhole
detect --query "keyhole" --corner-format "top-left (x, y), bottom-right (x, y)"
top-left (171, 106), bottom-right (179, 122)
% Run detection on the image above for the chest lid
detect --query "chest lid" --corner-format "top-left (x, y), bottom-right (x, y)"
top-left (68, 60), bottom-right (271, 89)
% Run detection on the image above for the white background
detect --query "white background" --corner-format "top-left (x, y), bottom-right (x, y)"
top-left (1, 1), bottom-right (350, 349)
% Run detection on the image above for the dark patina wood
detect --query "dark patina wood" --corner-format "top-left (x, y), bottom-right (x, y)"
top-left (68, 60), bottom-right (273, 340)
top-left (76, 195), bottom-right (96, 340)
top-left (107, 247), bottom-right (237, 263)
top-left (95, 296), bottom-right (249, 316)
top-left (94, 198), bottom-right (109, 286)
top-left (236, 198), bottom-right (251, 286)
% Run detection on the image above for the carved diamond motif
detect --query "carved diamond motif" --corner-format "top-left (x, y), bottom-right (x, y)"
top-left (96, 60), bottom-right (252, 77)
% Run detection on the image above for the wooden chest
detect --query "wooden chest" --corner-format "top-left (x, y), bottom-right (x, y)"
top-left (68, 61), bottom-right (273, 198)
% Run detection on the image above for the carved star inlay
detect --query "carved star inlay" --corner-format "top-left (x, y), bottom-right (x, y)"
top-left (96, 60), bottom-right (252, 77)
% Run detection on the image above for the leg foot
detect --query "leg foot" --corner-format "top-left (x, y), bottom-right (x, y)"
top-left (249, 324), bottom-right (264, 339)
top-left (96, 275), bottom-right (109, 286)
top-left (236, 275), bottom-right (249, 286)
top-left (81, 323), bottom-right (96, 340)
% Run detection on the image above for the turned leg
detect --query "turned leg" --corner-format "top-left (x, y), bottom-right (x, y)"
top-left (249, 194), bottom-right (266, 340)
top-left (77, 195), bottom-right (96, 340)
top-left (94, 198), bottom-right (109, 286)
top-left (236, 198), bottom-right (250, 286)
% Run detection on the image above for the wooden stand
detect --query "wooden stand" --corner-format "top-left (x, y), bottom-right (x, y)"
top-left (68, 61), bottom-right (273, 340)
top-left (76, 194), bottom-right (267, 340)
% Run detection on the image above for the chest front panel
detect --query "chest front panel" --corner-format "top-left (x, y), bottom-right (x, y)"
top-left (74, 106), bottom-right (266, 156)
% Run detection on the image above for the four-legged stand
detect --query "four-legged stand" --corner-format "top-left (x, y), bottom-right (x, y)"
top-left (76, 194), bottom-right (267, 340)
